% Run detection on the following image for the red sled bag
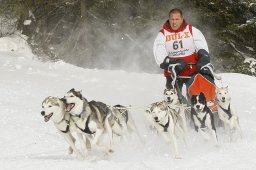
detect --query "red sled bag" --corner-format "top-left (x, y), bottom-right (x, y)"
top-left (187, 73), bottom-right (217, 111)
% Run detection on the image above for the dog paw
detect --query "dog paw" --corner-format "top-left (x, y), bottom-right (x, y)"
top-left (174, 155), bottom-right (182, 159)
top-left (68, 147), bottom-right (73, 155)
top-left (214, 143), bottom-right (220, 148)
top-left (108, 149), bottom-right (114, 153)
top-left (202, 136), bottom-right (210, 142)
top-left (76, 154), bottom-right (84, 161)
top-left (85, 155), bottom-right (99, 162)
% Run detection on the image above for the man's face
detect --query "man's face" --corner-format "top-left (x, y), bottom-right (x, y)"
top-left (169, 12), bottom-right (183, 30)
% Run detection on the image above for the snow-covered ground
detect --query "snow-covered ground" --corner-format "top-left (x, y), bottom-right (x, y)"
top-left (1, 35), bottom-right (256, 170)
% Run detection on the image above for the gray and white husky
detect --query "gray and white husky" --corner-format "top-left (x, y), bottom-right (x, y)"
top-left (163, 88), bottom-right (188, 134)
top-left (145, 101), bottom-right (188, 159)
top-left (63, 88), bottom-right (114, 153)
top-left (41, 96), bottom-right (90, 159)
top-left (109, 104), bottom-right (143, 143)
top-left (216, 86), bottom-right (242, 139)
top-left (108, 105), bottom-right (130, 136)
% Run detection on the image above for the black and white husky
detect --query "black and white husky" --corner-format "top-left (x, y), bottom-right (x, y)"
top-left (190, 92), bottom-right (218, 145)
top-left (145, 101), bottom-right (188, 159)
top-left (41, 96), bottom-right (90, 159)
top-left (216, 86), bottom-right (242, 139)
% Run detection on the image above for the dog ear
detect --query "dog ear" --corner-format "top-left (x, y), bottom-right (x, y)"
top-left (191, 95), bottom-right (196, 102)
top-left (77, 90), bottom-right (83, 99)
top-left (59, 97), bottom-right (66, 103)
top-left (199, 92), bottom-right (206, 104)
top-left (199, 92), bottom-right (205, 98)
top-left (163, 88), bottom-right (167, 95)
top-left (145, 108), bottom-right (151, 114)
top-left (224, 86), bottom-right (229, 91)
top-left (68, 88), bottom-right (75, 93)
top-left (173, 89), bottom-right (177, 94)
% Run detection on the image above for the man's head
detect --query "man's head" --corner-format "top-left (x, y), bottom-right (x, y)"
top-left (169, 8), bottom-right (184, 30)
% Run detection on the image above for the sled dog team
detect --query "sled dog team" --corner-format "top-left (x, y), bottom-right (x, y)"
top-left (41, 87), bottom-right (242, 160)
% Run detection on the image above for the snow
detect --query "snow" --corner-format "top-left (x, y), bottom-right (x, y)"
top-left (1, 35), bottom-right (256, 170)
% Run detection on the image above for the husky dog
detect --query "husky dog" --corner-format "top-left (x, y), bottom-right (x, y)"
top-left (146, 101), bottom-right (187, 159)
top-left (108, 105), bottom-right (143, 143)
top-left (216, 86), bottom-right (242, 138)
top-left (64, 88), bottom-right (114, 153)
top-left (163, 88), bottom-right (179, 104)
top-left (41, 96), bottom-right (89, 159)
top-left (191, 92), bottom-right (218, 145)
top-left (163, 88), bottom-right (188, 134)
top-left (109, 105), bottom-right (133, 136)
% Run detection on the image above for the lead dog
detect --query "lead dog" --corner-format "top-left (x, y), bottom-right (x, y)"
top-left (190, 92), bottom-right (218, 145)
top-left (41, 96), bottom-right (89, 159)
top-left (64, 88), bottom-right (114, 154)
top-left (216, 86), bottom-right (242, 139)
top-left (145, 101), bottom-right (187, 159)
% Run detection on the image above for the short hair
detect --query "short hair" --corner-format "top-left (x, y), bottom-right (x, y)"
top-left (169, 8), bottom-right (183, 17)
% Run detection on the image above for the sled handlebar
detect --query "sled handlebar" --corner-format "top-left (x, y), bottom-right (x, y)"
top-left (200, 63), bottom-right (222, 80)
top-left (168, 63), bottom-right (222, 81)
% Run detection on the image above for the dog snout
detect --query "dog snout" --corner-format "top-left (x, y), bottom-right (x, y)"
top-left (154, 117), bottom-right (158, 121)
top-left (196, 105), bottom-right (200, 109)
top-left (41, 111), bottom-right (45, 116)
top-left (167, 97), bottom-right (170, 101)
top-left (222, 97), bottom-right (225, 100)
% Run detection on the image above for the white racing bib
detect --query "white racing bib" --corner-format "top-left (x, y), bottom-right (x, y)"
top-left (164, 25), bottom-right (196, 58)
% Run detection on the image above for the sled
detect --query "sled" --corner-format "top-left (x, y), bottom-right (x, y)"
top-left (167, 63), bottom-right (223, 127)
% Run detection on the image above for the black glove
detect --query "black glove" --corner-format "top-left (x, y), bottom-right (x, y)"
top-left (160, 57), bottom-right (186, 74)
top-left (200, 67), bottom-right (214, 80)
top-left (196, 49), bottom-right (214, 78)
top-left (168, 59), bottom-right (187, 74)
top-left (196, 49), bottom-right (210, 70)
top-left (200, 66), bottom-right (211, 75)
top-left (160, 56), bottom-right (170, 69)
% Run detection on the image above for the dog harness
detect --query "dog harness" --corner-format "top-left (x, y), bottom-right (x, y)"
top-left (76, 115), bottom-right (96, 134)
top-left (194, 112), bottom-right (207, 129)
top-left (60, 121), bottom-right (70, 133)
top-left (218, 104), bottom-right (232, 119)
top-left (159, 116), bottom-right (170, 132)
top-left (58, 113), bottom-right (71, 133)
